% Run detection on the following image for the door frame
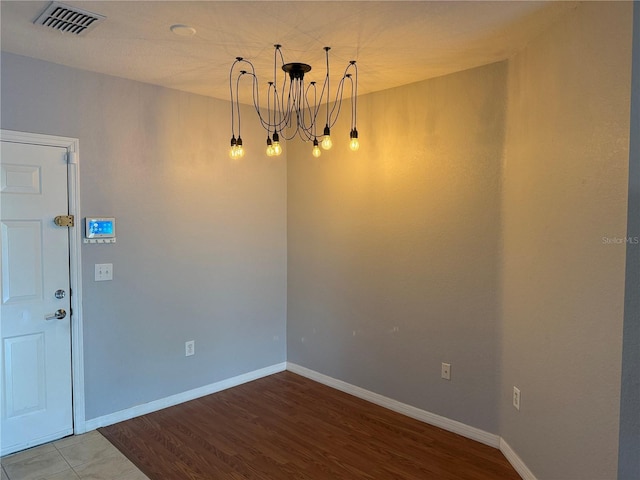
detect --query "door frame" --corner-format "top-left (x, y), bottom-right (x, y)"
top-left (0, 129), bottom-right (86, 436)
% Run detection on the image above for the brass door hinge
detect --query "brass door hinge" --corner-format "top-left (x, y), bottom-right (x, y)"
top-left (54, 215), bottom-right (75, 227)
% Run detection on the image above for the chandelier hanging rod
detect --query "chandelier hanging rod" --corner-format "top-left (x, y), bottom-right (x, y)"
top-left (228, 44), bottom-right (360, 159)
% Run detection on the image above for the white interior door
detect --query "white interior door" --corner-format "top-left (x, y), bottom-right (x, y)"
top-left (0, 140), bottom-right (73, 455)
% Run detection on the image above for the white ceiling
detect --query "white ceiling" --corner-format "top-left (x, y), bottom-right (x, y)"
top-left (1, 1), bottom-right (576, 104)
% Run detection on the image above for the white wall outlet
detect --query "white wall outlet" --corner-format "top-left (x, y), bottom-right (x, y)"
top-left (94, 263), bottom-right (113, 281)
top-left (513, 386), bottom-right (521, 410)
top-left (441, 362), bottom-right (451, 380)
top-left (185, 340), bottom-right (195, 357)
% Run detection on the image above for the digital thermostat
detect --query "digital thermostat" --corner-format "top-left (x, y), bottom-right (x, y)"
top-left (84, 217), bottom-right (116, 243)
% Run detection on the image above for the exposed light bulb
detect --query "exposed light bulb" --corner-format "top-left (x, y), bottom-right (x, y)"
top-left (349, 129), bottom-right (360, 151)
top-left (229, 136), bottom-right (238, 159)
top-left (312, 139), bottom-right (321, 158)
top-left (321, 124), bottom-right (332, 150)
top-left (266, 137), bottom-right (274, 157)
top-left (272, 132), bottom-right (282, 156)
top-left (235, 137), bottom-right (245, 159)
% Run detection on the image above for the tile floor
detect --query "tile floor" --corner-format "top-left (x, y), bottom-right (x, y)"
top-left (1, 431), bottom-right (149, 480)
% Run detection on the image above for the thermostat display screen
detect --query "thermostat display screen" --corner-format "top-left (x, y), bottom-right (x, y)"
top-left (86, 218), bottom-right (116, 238)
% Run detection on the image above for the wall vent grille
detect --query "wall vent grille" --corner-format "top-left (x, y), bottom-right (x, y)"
top-left (34, 2), bottom-right (105, 35)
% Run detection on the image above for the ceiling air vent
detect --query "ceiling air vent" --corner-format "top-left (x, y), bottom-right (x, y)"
top-left (34, 2), bottom-right (105, 36)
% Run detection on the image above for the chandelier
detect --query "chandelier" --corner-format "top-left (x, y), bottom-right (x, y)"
top-left (228, 45), bottom-right (359, 159)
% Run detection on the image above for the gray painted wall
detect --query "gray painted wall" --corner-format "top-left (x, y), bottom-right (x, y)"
top-left (0, 53), bottom-right (287, 420)
top-left (1, 1), bottom-right (636, 477)
top-left (501, 3), bottom-right (632, 479)
top-left (619, 2), bottom-right (640, 479)
top-left (287, 61), bottom-right (507, 434)
top-left (288, 2), bottom-right (633, 479)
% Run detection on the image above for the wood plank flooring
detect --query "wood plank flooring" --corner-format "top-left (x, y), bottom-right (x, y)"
top-left (99, 372), bottom-right (520, 479)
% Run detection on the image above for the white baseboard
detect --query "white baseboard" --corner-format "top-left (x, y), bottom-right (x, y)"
top-left (286, 362), bottom-right (501, 448)
top-left (500, 438), bottom-right (538, 480)
top-left (84, 362), bottom-right (287, 431)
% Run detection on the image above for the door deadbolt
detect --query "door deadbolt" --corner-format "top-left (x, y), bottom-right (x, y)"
top-left (54, 215), bottom-right (74, 227)
top-left (55, 289), bottom-right (66, 299)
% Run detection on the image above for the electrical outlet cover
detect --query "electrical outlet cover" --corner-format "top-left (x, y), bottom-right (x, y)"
top-left (441, 362), bottom-right (451, 380)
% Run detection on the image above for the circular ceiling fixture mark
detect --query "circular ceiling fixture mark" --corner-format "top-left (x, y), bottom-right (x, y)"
top-left (170, 24), bottom-right (196, 37)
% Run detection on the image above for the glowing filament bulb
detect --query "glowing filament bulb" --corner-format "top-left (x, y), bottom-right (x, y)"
top-left (272, 132), bottom-right (282, 156)
top-left (349, 129), bottom-right (360, 151)
top-left (235, 137), bottom-right (244, 159)
top-left (266, 137), bottom-right (274, 157)
top-left (229, 136), bottom-right (238, 159)
top-left (312, 138), bottom-right (321, 158)
top-left (321, 125), bottom-right (332, 150)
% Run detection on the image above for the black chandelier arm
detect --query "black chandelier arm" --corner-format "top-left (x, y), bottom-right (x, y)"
top-left (279, 80), bottom-right (297, 130)
top-left (306, 81), bottom-right (319, 137)
top-left (348, 75), bottom-right (356, 130)
top-left (231, 58), bottom-right (263, 135)
top-left (279, 118), bottom-right (314, 142)
top-left (352, 61), bottom-right (358, 130)
top-left (268, 82), bottom-right (288, 136)
top-left (273, 88), bottom-right (285, 133)
top-left (273, 45), bottom-right (286, 94)
top-left (328, 73), bottom-right (348, 129)
top-left (300, 81), bottom-right (322, 137)
top-left (312, 69), bottom-right (330, 126)
top-left (297, 80), bottom-right (316, 138)
top-left (233, 58), bottom-right (282, 133)
top-left (325, 47), bottom-right (331, 128)
top-left (267, 82), bottom-right (273, 134)
top-left (235, 71), bottom-right (247, 137)
top-left (244, 70), bottom-right (288, 133)
top-left (239, 61), bottom-right (272, 130)
top-left (244, 47), bottom-right (293, 134)
top-left (229, 57), bottom-right (244, 137)
top-left (328, 61), bottom-right (358, 129)
top-left (273, 44), bottom-right (292, 132)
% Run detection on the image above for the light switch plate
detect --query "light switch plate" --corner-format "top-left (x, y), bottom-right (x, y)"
top-left (95, 263), bottom-right (113, 281)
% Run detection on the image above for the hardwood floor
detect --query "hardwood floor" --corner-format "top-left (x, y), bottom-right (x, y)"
top-left (99, 372), bottom-right (520, 479)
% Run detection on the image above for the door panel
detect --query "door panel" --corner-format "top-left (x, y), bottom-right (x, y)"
top-left (0, 141), bottom-right (73, 455)
top-left (1, 221), bottom-right (43, 303)
top-left (4, 333), bottom-right (46, 418)
top-left (1, 164), bottom-right (42, 194)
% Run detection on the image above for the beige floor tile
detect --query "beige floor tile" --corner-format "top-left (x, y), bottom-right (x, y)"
top-left (35, 468), bottom-right (80, 480)
top-left (56, 435), bottom-right (119, 468)
top-left (1, 466), bottom-right (8, 480)
top-left (73, 452), bottom-right (143, 480)
top-left (53, 432), bottom-right (102, 451)
top-left (1, 444), bottom-right (57, 466)
top-left (2, 450), bottom-right (70, 480)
